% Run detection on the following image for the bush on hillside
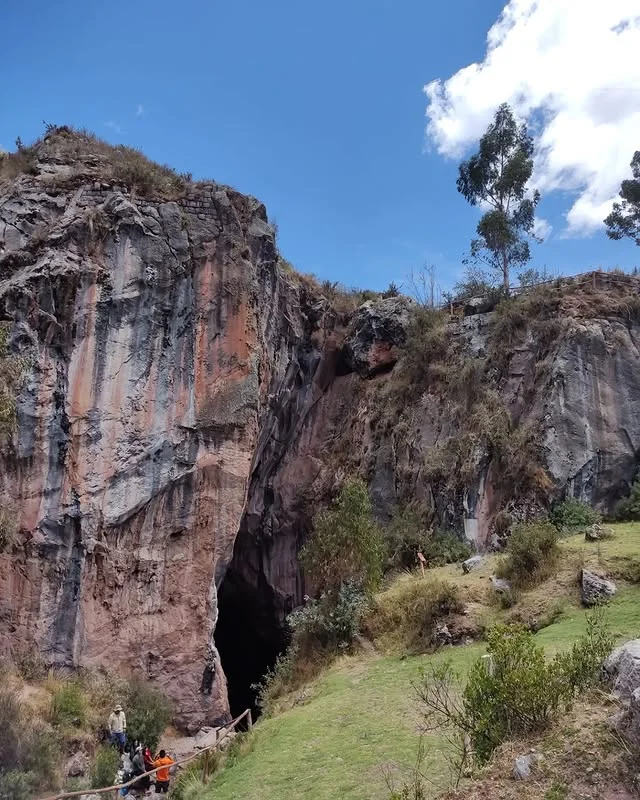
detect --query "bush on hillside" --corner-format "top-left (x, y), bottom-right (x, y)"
top-left (422, 530), bottom-right (472, 567)
top-left (50, 683), bottom-right (87, 728)
top-left (550, 497), bottom-right (601, 532)
top-left (125, 679), bottom-right (172, 750)
top-left (400, 307), bottom-right (449, 389)
top-left (254, 583), bottom-right (368, 716)
top-left (300, 478), bottom-right (383, 595)
top-left (0, 686), bottom-right (60, 794)
top-left (363, 579), bottom-right (463, 653)
top-left (613, 478), bottom-right (640, 521)
top-left (289, 581), bottom-right (368, 653)
top-left (418, 610), bottom-right (612, 766)
top-left (384, 507), bottom-right (471, 571)
top-left (0, 771), bottom-right (37, 800)
top-left (90, 746), bottom-right (120, 789)
top-left (497, 522), bottom-right (559, 587)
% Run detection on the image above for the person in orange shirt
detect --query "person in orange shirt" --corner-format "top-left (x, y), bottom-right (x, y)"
top-left (153, 750), bottom-right (175, 794)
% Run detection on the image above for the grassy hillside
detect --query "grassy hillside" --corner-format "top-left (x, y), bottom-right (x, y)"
top-left (201, 524), bottom-right (640, 800)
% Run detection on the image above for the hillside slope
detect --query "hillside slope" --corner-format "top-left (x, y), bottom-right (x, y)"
top-left (203, 524), bottom-right (640, 800)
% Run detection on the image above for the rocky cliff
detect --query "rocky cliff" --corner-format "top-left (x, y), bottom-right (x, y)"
top-left (1, 130), bottom-right (639, 727)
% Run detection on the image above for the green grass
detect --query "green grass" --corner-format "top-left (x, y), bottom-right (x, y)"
top-left (206, 524), bottom-right (640, 800)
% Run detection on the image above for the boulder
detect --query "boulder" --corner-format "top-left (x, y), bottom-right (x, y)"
top-left (512, 752), bottom-right (542, 780)
top-left (65, 751), bottom-right (89, 777)
top-left (585, 523), bottom-right (613, 541)
top-left (629, 687), bottom-right (640, 746)
top-left (344, 296), bottom-right (415, 377)
top-left (490, 576), bottom-right (512, 594)
top-left (462, 555), bottom-right (483, 574)
top-left (432, 622), bottom-right (452, 647)
top-left (463, 295), bottom-right (497, 316)
top-left (581, 570), bottom-right (617, 606)
top-left (603, 640), bottom-right (640, 698)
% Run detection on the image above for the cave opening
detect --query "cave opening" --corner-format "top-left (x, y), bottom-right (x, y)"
top-left (215, 566), bottom-right (289, 722)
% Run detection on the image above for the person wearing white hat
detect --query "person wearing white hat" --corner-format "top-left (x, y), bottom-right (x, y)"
top-left (108, 703), bottom-right (127, 752)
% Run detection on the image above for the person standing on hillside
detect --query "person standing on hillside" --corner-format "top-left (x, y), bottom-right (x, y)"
top-left (108, 703), bottom-right (127, 752)
top-left (152, 750), bottom-right (175, 794)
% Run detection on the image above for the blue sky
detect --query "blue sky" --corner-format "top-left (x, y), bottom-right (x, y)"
top-left (1, 0), bottom-right (638, 293)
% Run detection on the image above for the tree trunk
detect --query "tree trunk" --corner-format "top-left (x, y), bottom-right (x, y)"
top-left (502, 250), bottom-right (509, 296)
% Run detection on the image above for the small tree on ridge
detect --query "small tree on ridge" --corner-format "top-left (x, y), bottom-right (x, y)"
top-left (605, 150), bottom-right (640, 246)
top-left (457, 103), bottom-right (540, 295)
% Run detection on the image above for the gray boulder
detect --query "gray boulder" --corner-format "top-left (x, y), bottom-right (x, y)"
top-left (629, 687), bottom-right (640, 746)
top-left (513, 752), bottom-right (542, 780)
top-left (65, 751), bottom-right (89, 777)
top-left (585, 523), bottom-right (613, 542)
top-left (433, 622), bottom-right (452, 647)
top-left (581, 569), bottom-right (617, 606)
top-left (603, 640), bottom-right (640, 698)
top-left (490, 575), bottom-right (512, 594)
top-left (344, 296), bottom-right (415, 377)
top-left (462, 555), bottom-right (483, 574)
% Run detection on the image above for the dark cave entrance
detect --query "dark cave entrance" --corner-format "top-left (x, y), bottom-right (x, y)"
top-left (215, 566), bottom-right (289, 722)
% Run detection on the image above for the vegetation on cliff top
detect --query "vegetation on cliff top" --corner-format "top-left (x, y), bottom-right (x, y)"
top-left (0, 125), bottom-right (190, 199)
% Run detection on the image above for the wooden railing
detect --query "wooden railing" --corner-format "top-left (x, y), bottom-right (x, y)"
top-left (40, 708), bottom-right (253, 800)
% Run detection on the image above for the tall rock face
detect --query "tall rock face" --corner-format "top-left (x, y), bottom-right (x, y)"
top-left (0, 132), bottom-right (336, 728)
top-left (1, 131), bottom-right (640, 726)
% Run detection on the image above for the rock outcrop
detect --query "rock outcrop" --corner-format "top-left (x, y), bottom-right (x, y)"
top-left (2, 130), bottom-right (640, 727)
top-left (581, 570), bottom-right (617, 607)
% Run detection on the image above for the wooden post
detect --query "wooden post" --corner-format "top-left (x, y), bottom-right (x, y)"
top-left (417, 551), bottom-right (426, 578)
top-left (247, 710), bottom-right (253, 731)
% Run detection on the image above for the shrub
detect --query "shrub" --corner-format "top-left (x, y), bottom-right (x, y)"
top-left (300, 478), bottom-right (383, 595)
top-left (289, 582), bottom-right (368, 652)
top-left (0, 687), bottom-right (60, 793)
top-left (384, 507), bottom-right (428, 570)
top-left (550, 497), bottom-right (601, 531)
top-left (498, 522), bottom-right (559, 587)
top-left (0, 771), bottom-right (36, 800)
top-left (417, 610), bottom-right (611, 765)
top-left (384, 507), bottom-right (471, 571)
top-left (364, 579), bottom-right (463, 652)
top-left (51, 683), bottom-right (87, 728)
top-left (0, 502), bottom-right (18, 553)
top-left (422, 530), bottom-right (472, 567)
top-left (613, 478), bottom-right (640, 521)
top-left (462, 625), bottom-right (565, 762)
top-left (90, 746), bottom-right (120, 789)
top-left (125, 680), bottom-right (172, 750)
top-left (553, 605), bottom-right (613, 695)
top-left (401, 307), bottom-right (449, 388)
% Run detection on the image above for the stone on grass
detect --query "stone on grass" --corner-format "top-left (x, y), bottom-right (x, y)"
top-left (585, 523), bottom-right (613, 542)
top-left (603, 640), bottom-right (640, 698)
top-left (513, 752), bottom-right (542, 780)
top-left (581, 569), bottom-right (616, 607)
top-left (490, 575), bottom-right (512, 594)
top-left (462, 555), bottom-right (483, 574)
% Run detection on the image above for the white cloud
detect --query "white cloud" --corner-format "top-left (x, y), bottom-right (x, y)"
top-left (104, 120), bottom-right (123, 134)
top-left (136, 104), bottom-right (146, 117)
top-left (533, 217), bottom-right (552, 241)
top-left (424, 1), bottom-right (640, 236)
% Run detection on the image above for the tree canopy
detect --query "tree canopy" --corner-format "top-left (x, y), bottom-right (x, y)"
top-left (604, 151), bottom-right (640, 246)
top-left (457, 103), bottom-right (540, 295)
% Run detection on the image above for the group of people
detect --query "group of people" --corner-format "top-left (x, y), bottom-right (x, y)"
top-left (108, 703), bottom-right (176, 794)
